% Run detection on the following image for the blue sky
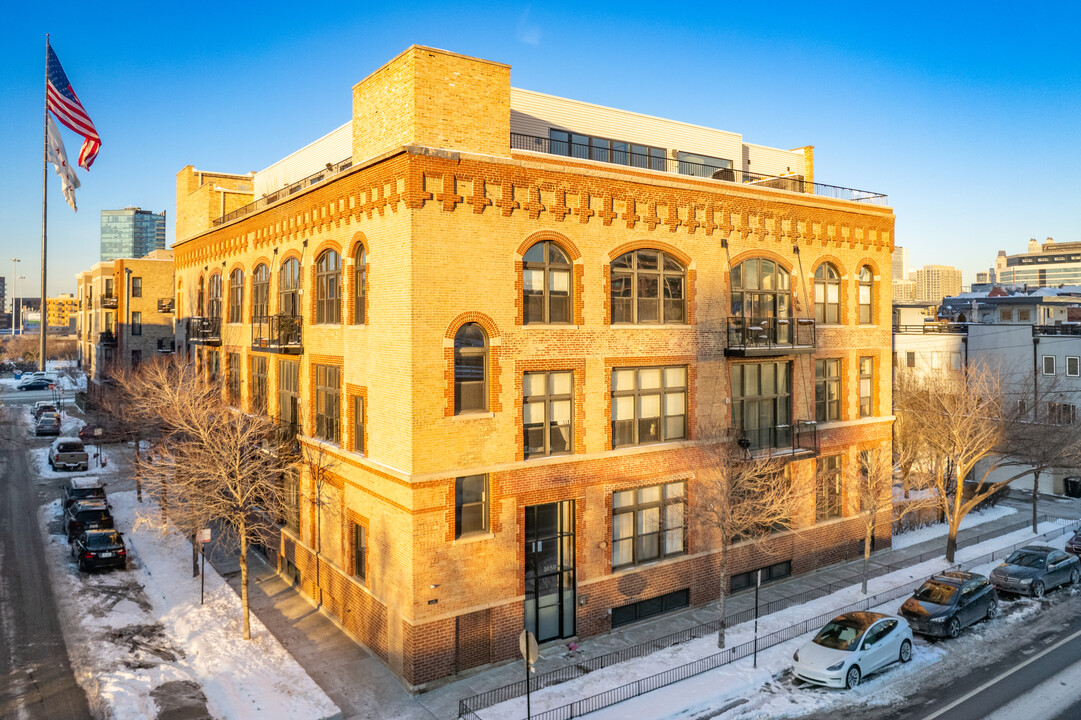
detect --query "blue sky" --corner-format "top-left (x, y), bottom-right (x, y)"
top-left (2, 1), bottom-right (1080, 297)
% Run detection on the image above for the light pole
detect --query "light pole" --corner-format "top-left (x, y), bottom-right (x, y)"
top-left (16, 276), bottom-right (26, 336)
top-left (9, 258), bottom-right (19, 334)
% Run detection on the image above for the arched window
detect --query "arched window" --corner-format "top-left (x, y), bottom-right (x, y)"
top-left (228, 269), bottom-right (244, 324)
top-left (454, 323), bottom-right (487, 414)
top-left (611, 249), bottom-right (685, 324)
top-left (207, 274), bottom-right (222, 320)
top-left (315, 250), bottom-right (341, 324)
top-left (196, 276), bottom-right (205, 316)
top-left (353, 246), bottom-right (366, 324)
top-left (858, 265), bottom-right (873, 324)
top-left (279, 258), bottom-right (300, 316)
top-left (814, 263), bottom-right (841, 325)
top-left (730, 258), bottom-right (791, 344)
top-left (252, 264), bottom-right (269, 320)
top-left (523, 241), bottom-right (571, 324)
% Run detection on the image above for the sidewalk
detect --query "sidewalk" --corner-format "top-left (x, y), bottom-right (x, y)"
top-left (211, 492), bottom-right (1081, 720)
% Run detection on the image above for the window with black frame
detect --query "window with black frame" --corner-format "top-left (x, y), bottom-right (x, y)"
top-left (611, 366), bottom-right (686, 448)
top-left (611, 249), bottom-right (685, 325)
top-left (858, 266), bottom-right (874, 324)
top-left (207, 273), bottom-right (222, 320)
top-left (252, 264), bottom-right (270, 320)
top-left (454, 323), bottom-right (487, 413)
top-left (315, 250), bottom-right (341, 324)
top-left (131, 311), bottom-right (142, 336)
top-left (314, 364), bottom-right (341, 444)
top-left (278, 359), bottom-right (300, 438)
top-left (523, 241), bottom-right (572, 324)
top-left (353, 246), bottom-right (366, 324)
top-left (352, 396), bottom-right (365, 454)
top-left (250, 355), bottom-right (267, 414)
top-left (730, 362), bottom-right (792, 450)
top-left (817, 455), bottom-right (843, 521)
top-left (524, 371), bottom-right (573, 458)
top-left (455, 474), bottom-right (489, 538)
top-left (353, 523), bottom-right (367, 582)
top-left (279, 258), bottom-right (300, 317)
top-left (548, 129), bottom-right (666, 171)
top-left (227, 352), bottom-right (241, 405)
top-left (815, 358), bottom-right (841, 422)
top-left (283, 470), bottom-right (300, 533)
top-left (229, 269), bottom-right (244, 323)
top-left (730, 258), bottom-right (792, 346)
top-left (131, 276), bottom-right (142, 297)
top-left (859, 357), bottom-right (874, 417)
top-left (611, 481), bottom-right (685, 569)
top-left (814, 263), bottom-right (841, 324)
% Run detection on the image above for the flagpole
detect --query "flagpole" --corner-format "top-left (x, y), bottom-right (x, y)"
top-left (40, 34), bottom-right (49, 372)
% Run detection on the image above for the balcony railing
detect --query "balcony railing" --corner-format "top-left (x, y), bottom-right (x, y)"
top-left (510, 133), bottom-right (889, 205)
top-left (1034, 324), bottom-right (1081, 337)
top-left (157, 338), bottom-right (176, 353)
top-left (99, 331), bottom-right (117, 347)
top-left (187, 316), bottom-right (222, 345)
top-left (252, 314), bottom-right (303, 354)
top-left (735, 420), bottom-right (817, 456)
top-left (893, 323), bottom-right (969, 334)
top-left (100, 294), bottom-right (117, 309)
top-left (212, 157), bottom-right (353, 227)
top-left (725, 317), bottom-right (816, 356)
top-left (158, 298), bottom-right (175, 313)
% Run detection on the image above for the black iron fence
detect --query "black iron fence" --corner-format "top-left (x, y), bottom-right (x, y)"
top-left (98, 331), bottom-right (117, 346)
top-left (734, 420), bottom-right (817, 455)
top-left (100, 294), bottom-right (117, 309)
top-left (510, 133), bottom-right (888, 205)
top-left (892, 323), bottom-right (968, 334)
top-left (1034, 324), bottom-right (1081, 337)
top-left (726, 316), bottom-right (816, 352)
top-left (212, 158), bottom-right (353, 227)
top-left (458, 513), bottom-right (1071, 719)
top-left (252, 314), bottom-right (303, 352)
top-left (156, 338), bottom-right (175, 353)
top-left (187, 316), bottom-right (222, 344)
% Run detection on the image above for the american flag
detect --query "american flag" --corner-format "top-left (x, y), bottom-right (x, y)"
top-left (46, 44), bottom-right (100, 170)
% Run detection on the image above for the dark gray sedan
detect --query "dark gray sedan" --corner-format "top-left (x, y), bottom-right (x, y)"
top-left (989, 545), bottom-right (1080, 597)
top-left (899, 571), bottom-right (998, 638)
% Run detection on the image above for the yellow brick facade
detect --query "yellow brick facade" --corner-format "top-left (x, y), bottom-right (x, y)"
top-left (174, 46), bottom-right (895, 688)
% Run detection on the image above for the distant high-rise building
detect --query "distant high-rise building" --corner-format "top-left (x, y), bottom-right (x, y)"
top-left (915, 264), bottom-right (963, 305)
top-left (892, 246), bottom-right (909, 280)
top-left (100, 207), bottom-right (167, 261)
top-left (994, 238), bottom-right (1081, 288)
top-left (892, 278), bottom-right (916, 302)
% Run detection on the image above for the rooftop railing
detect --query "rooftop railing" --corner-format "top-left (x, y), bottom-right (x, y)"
top-left (212, 158), bottom-right (353, 227)
top-left (1033, 324), bottom-right (1081, 336)
top-left (511, 133), bottom-right (889, 205)
top-left (893, 323), bottom-right (969, 334)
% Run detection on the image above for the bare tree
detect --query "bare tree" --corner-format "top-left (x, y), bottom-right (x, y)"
top-left (298, 440), bottom-right (342, 609)
top-left (895, 362), bottom-right (1075, 563)
top-left (694, 434), bottom-right (798, 649)
top-left (892, 371), bottom-right (928, 499)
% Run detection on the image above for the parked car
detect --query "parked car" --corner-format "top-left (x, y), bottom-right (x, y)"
top-left (60, 476), bottom-right (106, 510)
top-left (33, 401), bottom-right (59, 420)
top-left (990, 545), bottom-right (1081, 597)
top-left (792, 611), bottom-right (913, 689)
top-left (70, 529), bottom-right (126, 571)
top-left (898, 571), bottom-right (998, 638)
top-left (19, 378), bottom-right (53, 391)
top-left (1064, 530), bottom-right (1081, 558)
top-left (35, 414), bottom-right (61, 436)
top-left (48, 437), bottom-right (89, 471)
top-left (62, 499), bottom-right (114, 541)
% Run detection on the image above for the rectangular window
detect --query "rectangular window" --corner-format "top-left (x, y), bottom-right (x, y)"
top-left (730, 361), bottom-right (792, 450)
top-left (250, 355), bottom-right (268, 414)
top-left (278, 360), bottom-right (300, 438)
top-left (906, 351), bottom-right (916, 369)
top-left (131, 277), bottom-right (142, 297)
top-left (612, 481), bottom-right (685, 569)
top-left (1018, 309), bottom-right (1031, 322)
top-left (131, 349), bottom-right (141, 366)
top-left (207, 351), bottom-right (220, 381)
top-left (352, 396), bottom-right (365, 455)
top-left (314, 364), bottom-right (341, 444)
top-left (1000, 309), bottom-right (1013, 322)
top-left (353, 523), bottom-right (367, 582)
top-left (859, 356), bottom-right (874, 418)
top-left (524, 371), bottom-right (574, 458)
top-left (131, 311), bottom-right (142, 335)
top-left (1068, 356), bottom-right (1080, 377)
top-left (729, 561), bottom-right (792, 592)
top-left (815, 359), bottom-right (842, 422)
top-left (455, 474), bottom-right (489, 538)
top-left (611, 366), bottom-right (687, 448)
top-left (283, 470), bottom-right (300, 533)
top-left (1048, 403), bottom-right (1077, 425)
top-left (611, 588), bottom-right (689, 628)
top-left (1043, 355), bottom-right (1056, 375)
top-left (227, 352), bottom-right (241, 405)
top-left (817, 455), bottom-right (843, 521)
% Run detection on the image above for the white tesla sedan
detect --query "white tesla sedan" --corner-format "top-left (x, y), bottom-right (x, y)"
top-left (792, 611), bottom-right (913, 688)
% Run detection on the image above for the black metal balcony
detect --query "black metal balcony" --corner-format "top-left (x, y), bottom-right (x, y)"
top-left (157, 338), bottom-right (176, 353)
top-left (187, 317), bottom-right (222, 346)
top-left (735, 420), bottom-right (817, 457)
top-left (158, 298), bottom-right (175, 313)
top-left (725, 317), bottom-right (816, 357)
top-left (100, 294), bottom-right (118, 309)
top-left (252, 314), bottom-right (303, 354)
top-left (99, 331), bottom-right (117, 347)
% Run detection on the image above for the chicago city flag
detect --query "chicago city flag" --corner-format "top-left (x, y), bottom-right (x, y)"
top-left (46, 115), bottom-right (80, 211)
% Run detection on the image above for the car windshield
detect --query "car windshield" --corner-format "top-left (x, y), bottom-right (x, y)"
top-left (39, 417), bottom-right (59, 426)
top-left (72, 488), bottom-right (104, 499)
top-left (914, 580), bottom-right (957, 604)
top-left (812, 620), bottom-right (868, 651)
top-left (85, 532), bottom-right (121, 548)
top-left (1006, 551), bottom-right (1045, 569)
top-left (76, 510), bottom-right (109, 522)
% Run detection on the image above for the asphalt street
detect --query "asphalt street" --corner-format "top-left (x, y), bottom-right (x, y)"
top-left (0, 394), bottom-right (91, 719)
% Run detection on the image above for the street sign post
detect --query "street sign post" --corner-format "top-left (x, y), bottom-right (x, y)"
top-left (519, 629), bottom-right (538, 719)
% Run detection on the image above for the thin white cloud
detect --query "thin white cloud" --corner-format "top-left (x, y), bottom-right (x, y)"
top-left (516, 7), bottom-right (542, 46)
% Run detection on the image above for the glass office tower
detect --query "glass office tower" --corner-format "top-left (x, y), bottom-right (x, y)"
top-left (100, 207), bottom-right (167, 260)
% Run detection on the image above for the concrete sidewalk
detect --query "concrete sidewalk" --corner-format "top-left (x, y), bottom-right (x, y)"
top-left (212, 492), bottom-right (1081, 720)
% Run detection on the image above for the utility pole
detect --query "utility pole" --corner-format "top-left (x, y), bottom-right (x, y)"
top-left (9, 258), bottom-right (18, 334)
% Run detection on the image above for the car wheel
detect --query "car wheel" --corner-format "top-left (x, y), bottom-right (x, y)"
top-left (78, 558), bottom-right (86, 572)
top-left (899, 639), bottom-right (912, 663)
top-left (947, 617), bottom-right (961, 639)
top-left (1071, 569), bottom-right (1079, 586)
top-left (986, 599), bottom-right (999, 619)
top-left (845, 665), bottom-right (861, 689)
top-left (48, 457), bottom-right (54, 469)
top-left (1032, 581), bottom-right (1045, 598)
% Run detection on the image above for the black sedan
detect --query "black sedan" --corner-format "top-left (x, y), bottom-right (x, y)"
top-left (989, 545), bottom-right (1081, 597)
top-left (71, 529), bottom-right (126, 571)
top-left (62, 499), bottom-right (114, 541)
top-left (898, 571), bottom-right (998, 638)
top-left (18, 378), bottom-right (52, 391)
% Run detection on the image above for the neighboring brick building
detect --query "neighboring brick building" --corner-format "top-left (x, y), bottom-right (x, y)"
top-left (76, 249), bottom-right (175, 399)
top-left (173, 46), bottom-right (896, 688)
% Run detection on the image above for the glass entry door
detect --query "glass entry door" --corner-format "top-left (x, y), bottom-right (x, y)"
top-left (525, 501), bottom-right (575, 643)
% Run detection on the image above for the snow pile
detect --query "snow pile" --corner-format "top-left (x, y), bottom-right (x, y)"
top-left (892, 504), bottom-right (1017, 549)
top-left (42, 490), bottom-right (340, 720)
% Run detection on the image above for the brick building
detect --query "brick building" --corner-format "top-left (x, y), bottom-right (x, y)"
top-left (76, 249), bottom-right (175, 397)
top-left (173, 46), bottom-right (896, 687)
top-left (46, 293), bottom-right (79, 333)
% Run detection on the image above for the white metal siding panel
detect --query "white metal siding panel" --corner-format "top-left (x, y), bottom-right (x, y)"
top-left (254, 122), bottom-right (352, 197)
top-left (742, 142), bottom-right (806, 177)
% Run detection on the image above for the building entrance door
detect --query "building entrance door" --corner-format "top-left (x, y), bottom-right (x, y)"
top-left (524, 501), bottom-right (575, 643)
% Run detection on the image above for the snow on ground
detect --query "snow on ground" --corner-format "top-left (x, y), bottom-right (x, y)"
top-left (40, 489), bottom-right (340, 720)
top-left (891, 504), bottom-right (1018, 549)
top-left (479, 520), bottom-right (1074, 720)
